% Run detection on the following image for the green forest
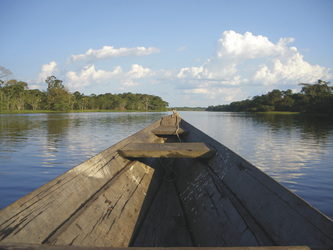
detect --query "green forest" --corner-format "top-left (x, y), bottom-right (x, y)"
top-left (207, 80), bottom-right (333, 114)
top-left (0, 75), bottom-right (169, 112)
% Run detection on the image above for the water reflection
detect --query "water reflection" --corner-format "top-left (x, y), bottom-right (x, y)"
top-left (251, 113), bottom-right (333, 143)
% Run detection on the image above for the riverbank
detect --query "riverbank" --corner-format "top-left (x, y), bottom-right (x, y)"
top-left (3, 110), bottom-right (331, 117)
top-left (0, 109), bottom-right (169, 114)
top-left (256, 111), bottom-right (300, 115)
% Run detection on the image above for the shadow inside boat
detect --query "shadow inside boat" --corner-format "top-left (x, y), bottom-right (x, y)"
top-left (126, 156), bottom-right (193, 247)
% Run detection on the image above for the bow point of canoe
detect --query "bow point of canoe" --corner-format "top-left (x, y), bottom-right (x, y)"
top-left (0, 114), bottom-right (332, 249)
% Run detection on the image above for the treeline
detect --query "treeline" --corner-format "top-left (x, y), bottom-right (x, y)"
top-left (0, 76), bottom-right (168, 111)
top-left (172, 107), bottom-right (206, 111)
top-left (207, 80), bottom-right (333, 114)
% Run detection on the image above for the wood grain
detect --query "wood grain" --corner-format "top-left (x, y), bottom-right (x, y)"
top-left (119, 143), bottom-right (215, 158)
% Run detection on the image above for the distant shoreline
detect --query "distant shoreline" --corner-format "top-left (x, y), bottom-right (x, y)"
top-left (0, 109), bottom-right (306, 115)
top-left (0, 109), bottom-right (170, 114)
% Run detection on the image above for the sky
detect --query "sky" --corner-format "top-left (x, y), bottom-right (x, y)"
top-left (1, 0), bottom-right (332, 107)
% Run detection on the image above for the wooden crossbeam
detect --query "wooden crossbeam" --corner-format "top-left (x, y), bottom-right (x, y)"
top-left (119, 143), bottom-right (215, 158)
top-left (152, 126), bottom-right (187, 136)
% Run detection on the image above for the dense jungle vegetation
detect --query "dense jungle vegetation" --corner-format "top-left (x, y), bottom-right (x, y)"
top-left (0, 74), bottom-right (168, 112)
top-left (207, 80), bottom-right (333, 114)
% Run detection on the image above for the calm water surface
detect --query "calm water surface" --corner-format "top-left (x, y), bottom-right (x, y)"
top-left (0, 111), bottom-right (332, 219)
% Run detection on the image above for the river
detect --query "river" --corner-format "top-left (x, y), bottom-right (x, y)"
top-left (0, 111), bottom-right (332, 219)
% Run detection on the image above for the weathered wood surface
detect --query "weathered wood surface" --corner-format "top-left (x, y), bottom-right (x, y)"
top-left (119, 143), bottom-right (215, 158)
top-left (152, 126), bottom-right (187, 135)
top-left (159, 114), bottom-right (181, 127)
top-left (0, 117), bottom-right (165, 245)
top-left (132, 174), bottom-right (193, 247)
top-left (0, 242), bottom-right (313, 250)
top-left (175, 158), bottom-right (270, 247)
top-left (179, 119), bottom-right (333, 248)
top-left (46, 161), bottom-right (154, 247)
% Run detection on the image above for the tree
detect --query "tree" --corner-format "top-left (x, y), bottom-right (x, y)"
top-left (0, 79), bottom-right (27, 110)
top-left (300, 80), bottom-right (332, 98)
top-left (0, 74), bottom-right (169, 112)
top-left (73, 91), bottom-right (84, 110)
top-left (150, 96), bottom-right (168, 110)
top-left (300, 80), bottom-right (333, 113)
top-left (0, 67), bottom-right (12, 109)
top-left (45, 76), bottom-right (71, 111)
top-left (15, 92), bottom-right (26, 110)
top-left (1, 85), bottom-right (15, 110)
top-left (0, 66), bottom-right (12, 83)
top-left (142, 95), bottom-right (150, 111)
top-left (267, 89), bottom-right (282, 105)
top-left (27, 89), bottom-right (44, 110)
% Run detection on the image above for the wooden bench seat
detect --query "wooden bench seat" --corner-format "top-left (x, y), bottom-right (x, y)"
top-left (152, 126), bottom-right (187, 136)
top-left (119, 143), bottom-right (215, 158)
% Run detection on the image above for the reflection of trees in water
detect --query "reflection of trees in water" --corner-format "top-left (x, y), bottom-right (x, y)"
top-left (44, 112), bottom-right (167, 153)
top-left (45, 114), bottom-right (71, 153)
top-left (238, 113), bottom-right (333, 189)
top-left (46, 114), bottom-right (70, 137)
top-left (0, 115), bottom-right (34, 150)
top-left (251, 113), bottom-right (333, 143)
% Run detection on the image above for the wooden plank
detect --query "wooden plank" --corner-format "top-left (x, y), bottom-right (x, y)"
top-left (132, 179), bottom-right (193, 247)
top-left (45, 161), bottom-right (154, 247)
top-left (159, 114), bottom-right (181, 127)
top-left (152, 126), bottom-right (187, 135)
top-left (0, 242), bottom-right (313, 250)
top-left (174, 158), bottom-right (263, 247)
top-left (119, 143), bottom-right (215, 158)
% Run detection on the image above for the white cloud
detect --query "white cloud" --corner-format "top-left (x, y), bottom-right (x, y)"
top-left (66, 64), bottom-right (153, 90)
top-left (66, 64), bottom-right (122, 89)
top-left (184, 88), bottom-right (209, 94)
top-left (253, 50), bottom-right (331, 85)
top-left (177, 46), bottom-right (187, 52)
top-left (36, 61), bottom-right (58, 83)
top-left (177, 66), bottom-right (205, 79)
top-left (125, 64), bottom-right (152, 79)
top-left (217, 30), bottom-right (277, 60)
top-left (183, 86), bottom-right (243, 103)
top-left (176, 30), bottom-right (332, 103)
top-left (67, 46), bottom-right (160, 63)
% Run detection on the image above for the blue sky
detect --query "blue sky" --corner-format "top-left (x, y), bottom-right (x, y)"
top-left (1, 0), bottom-right (332, 107)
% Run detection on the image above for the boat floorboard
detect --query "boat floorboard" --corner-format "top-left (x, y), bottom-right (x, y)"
top-left (152, 126), bottom-right (187, 135)
top-left (132, 180), bottom-right (193, 247)
top-left (119, 143), bottom-right (215, 158)
top-left (0, 242), bottom-right (312, 249)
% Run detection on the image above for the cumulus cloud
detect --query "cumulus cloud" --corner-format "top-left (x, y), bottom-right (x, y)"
top-left (67, 46), bottom-right (160, 63)
top-left (253, 48), bottom-right (330, 85)
top-left (36, 61), bottom-right (58, 83)
top-left (66, 65), bottom-right (122, 89)
top-left (125, 64), bottom-right (152, 79)
top-left (176, 30), bottom-right (332, 102)
top-left (183, 86), bottom-right (243, 103)
top-left (66, 64), bottom-right (153, 90)
top-left (217, 31), bottom-right (277, 60)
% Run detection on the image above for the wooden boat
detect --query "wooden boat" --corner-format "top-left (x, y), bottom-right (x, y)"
top-left (0, 113), bottom-right (332, 249)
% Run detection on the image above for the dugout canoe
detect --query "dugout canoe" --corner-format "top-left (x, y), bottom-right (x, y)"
top-left (0, 113), bottom-right (332, 249)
